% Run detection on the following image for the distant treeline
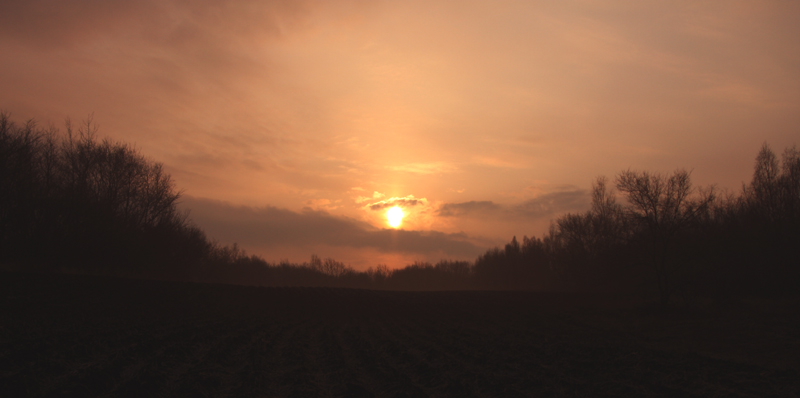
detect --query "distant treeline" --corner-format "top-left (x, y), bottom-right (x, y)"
top-left (475, 147), bottom-right (799, 303)
top-left (1, 113), bottom-right (798, 301)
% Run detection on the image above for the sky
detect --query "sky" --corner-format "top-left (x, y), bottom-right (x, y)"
top-left (2, 0), bottom-right (799, 269)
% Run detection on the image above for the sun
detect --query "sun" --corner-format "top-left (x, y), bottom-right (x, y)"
top-left (386, 206), bottom-right (404, 228)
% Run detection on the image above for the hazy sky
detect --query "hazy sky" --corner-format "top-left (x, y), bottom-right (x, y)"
top-left (2, 0), bottom-right (799, 268)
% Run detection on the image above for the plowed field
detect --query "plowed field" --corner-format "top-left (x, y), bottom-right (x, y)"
top-left (1, 273), bottom-right (798, 397)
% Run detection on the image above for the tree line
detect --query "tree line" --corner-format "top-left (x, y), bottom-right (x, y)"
top-left (0, 113), bottom-right (474, 290)
top-left (1, 113), bottom-right (798, 300)
top-left (473, 144), bottom-right (799, 303)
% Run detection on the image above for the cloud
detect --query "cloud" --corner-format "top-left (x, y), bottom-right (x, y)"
top-left (0, 1), bottom-right (315, 49)
top-left (303, 198), bottom-right (340, 211)
top-left (438, 201), bottom-right (501, 217)
top-left (437, 188), bottom-right (590, 220)
top-left (514, 189), bottom-right (590, 218)
top-left (471, 156), bottom-right (529, 169)
top-left (388, 162), bottom-right (458, 174)
top-left (365, 195), bottom-right (427, 211)
top-left (355, 191), bottom-right (385, 203)
top-left (180, 196), bottom-right (484, 258)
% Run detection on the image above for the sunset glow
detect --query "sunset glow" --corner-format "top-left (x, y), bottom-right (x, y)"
top-left (387, 206), bottom-right (404, 229)
top-left (2, 3), bottom-right (797, 393)
top-left (1, 0), bottom-right (799, 269)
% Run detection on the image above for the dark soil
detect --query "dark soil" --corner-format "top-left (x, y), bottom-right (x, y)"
top-left (1, 272), bottom-right (798, 397)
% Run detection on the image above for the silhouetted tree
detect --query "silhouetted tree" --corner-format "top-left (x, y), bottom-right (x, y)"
top-left (5, 110), bottom-right (799, 295)
top-left (543, 177), bottom-right (632, 291)
top-left (310, 255), bottom-right (351, 278)
top-left (366, 264), bottom-right (392, 285)
top-left (473, 235), bottom-right (556, 290)
top-left (743, 144), bottom-right (800, 225)
top-left (0, 113), bottom-right (200, 276)
top-left (616, 169), bottom-right (714, 304)
top-left (725, 144), bottom-right (800, 294)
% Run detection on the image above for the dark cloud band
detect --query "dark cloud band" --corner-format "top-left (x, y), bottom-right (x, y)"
top-left (367, 198), bottom-right (423, 211)
top-left (437, 188), bottom-right (590, 220)
top-left (181, 196), bottom-right (483, 257)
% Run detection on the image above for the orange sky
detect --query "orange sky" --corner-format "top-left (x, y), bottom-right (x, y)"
top-left (2, 0), bottom-right (799, 269)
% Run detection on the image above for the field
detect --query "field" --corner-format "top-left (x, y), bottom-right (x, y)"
top-left (1, 272), bottom-right (799, 397)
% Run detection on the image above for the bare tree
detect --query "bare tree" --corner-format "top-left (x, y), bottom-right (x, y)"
top-left (745, 144), bottom-right (800, 223)
top-left (748, 144), bottom-right (782, 222)
top-left (616, 169), bottom-right (715, 304)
